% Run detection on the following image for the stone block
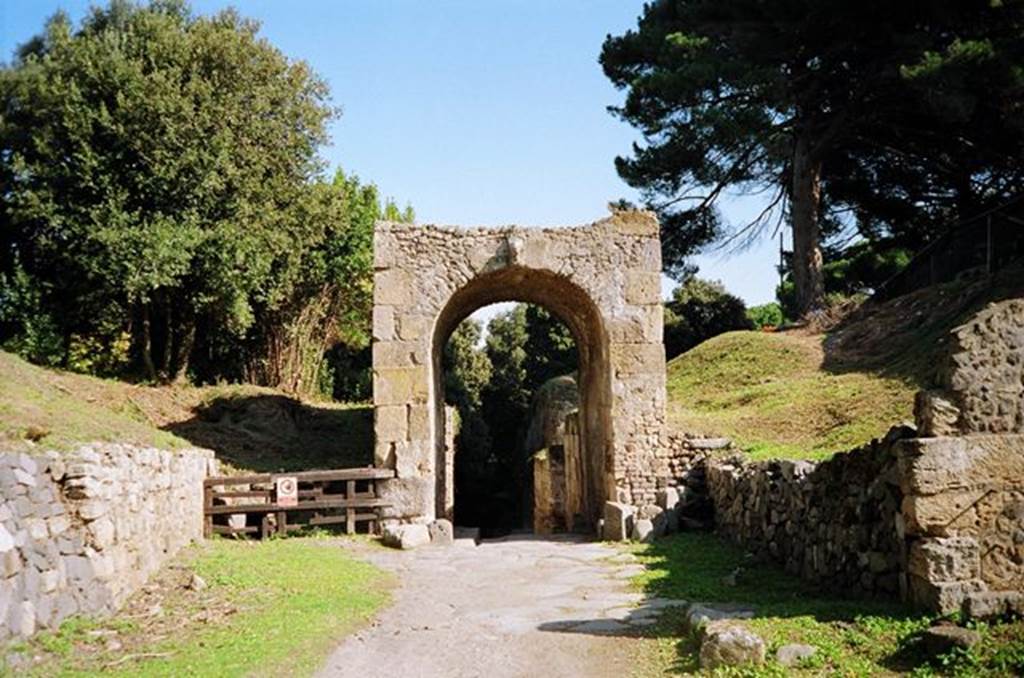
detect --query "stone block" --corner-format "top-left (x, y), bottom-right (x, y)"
top-left (373, 269), bottom-right (412, 306)
top-left (603, 501), bottom-right (635, 541)
top-left (408, 405), bottom-right (432, 440)
top-left (393, 441), bottom-right (433, 479)
top-left (10, 600), bottom-right (35, 638)
top-left (909, 575), bottom-right (986, 613)
top-left (428, 519), bottom-right (454, 545)
top-left (379, 478), bottom-right (434, 520)
top-left (372, 306), bottom-right (395, 341)
top-left (699, 621), bottom-right (765, 670)
top-left (962, 590), bottom-right (1024, 621)
top-left (373, 367), bottom-right (429, 405)
top-left (625, 270), bottom-right (661, 305)
top-left (397, 314), bottom-right (430, 341)
top-left (381, 523), bottom-right (431, 550)
top-left (373, 340), bottom-right (426, 367)
top-left (632, 518), bottom-right (655, 542)
top-left (908, 537), bottom-right (980, 582)
top-left (914, 391), bottom-right (962, 437)
top-left (375, 405), bottom-right (408, 443)
top-left (612, 210), bottom-right (659, 236)
top-left (611, 343), bottom-right (666, 376)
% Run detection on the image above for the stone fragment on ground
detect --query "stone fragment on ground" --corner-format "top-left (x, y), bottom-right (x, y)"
top-left (776, 643), bottom-right (817, 667)
top-left (381, 523), bottom-right (430, 550)
top-left (684, 602), bottom-right (756, 633)
top-left (698, 620), bottom-right (765, 669)
top-left (427, 519), bottom-right (453, 546)
top-left (961, 590), bottom-right (1024, 622)
top-left (920, 623), bottom-right (982, 657)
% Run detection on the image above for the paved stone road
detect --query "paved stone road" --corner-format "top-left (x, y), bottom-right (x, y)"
top-left (318, 534), bottom-right (684, 678)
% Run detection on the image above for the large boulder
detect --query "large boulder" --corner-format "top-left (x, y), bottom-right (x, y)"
top-left (699, 621), bottom-right (766, 670)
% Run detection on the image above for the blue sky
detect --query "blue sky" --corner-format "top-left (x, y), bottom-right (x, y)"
top-left (0, 0), bottom-right (780, 310)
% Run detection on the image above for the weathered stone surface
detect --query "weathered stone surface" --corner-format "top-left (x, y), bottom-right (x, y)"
top-left (910, 576), bottom-right (986, 614)
top-left (631, 518), bottom-right (654, 543)
top-left (381, 523), bottom-right (431, 550)
top-left (685, 603), bottom-right (757, 633)
top-left (921, 624), bottom-right (982, 657)
top-left (908, 537), bottom-right (980, 581)
top-left (427, 519), bottom-right (454, 546)
top-left (777, 643), bottom-right (817, 667)
top-left (372, 212), bottom-right (667, 525)
top-left (699, 621), bottom-right (765, 669)
top-left (914, 390), bottom-right (962, 437)
top-left (602, 502), bottom-right (635, 542)
top-left (962, 590), bottom-right (1024, 622)
top-left (0, 445), bottom-right (213, 643)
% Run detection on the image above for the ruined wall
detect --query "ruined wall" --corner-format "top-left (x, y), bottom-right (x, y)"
top-left (706, 429), bottom-right (909, 598)
top-left (701, 297), bottom-right (1024, 613)
top-left (1, 444), bottom-right (214, 641)
top-left (373, 211), bottom-right (667, 526)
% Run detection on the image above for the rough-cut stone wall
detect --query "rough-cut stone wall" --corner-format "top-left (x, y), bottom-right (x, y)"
top-left (706, 428), bottom-right (910, 598)
top-left (917, 299), bottom-right (1024, 436)
top-left (1, 444), bottom-right (214, 641)
top-left (898, 434), bottom-right (1024, 611)
top-left (373, 210), bottom-right (666, 527)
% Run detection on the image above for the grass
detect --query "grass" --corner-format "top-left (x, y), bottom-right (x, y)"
top-left (666, 331), bottom-right (915, 460)
top-left (0, 351), bottom-right (189, 452)
top-left (630, 532), bottom-right (1024, 677)
top-left (4, 537), bottom-right (391, 678)
top-left (0, 350), bottom-right (374, 472)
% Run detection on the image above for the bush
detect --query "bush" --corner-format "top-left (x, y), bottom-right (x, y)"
top-left (747, 303), bottom-right (784, 329)
top-left (664, 277), bottom-right (753, 359)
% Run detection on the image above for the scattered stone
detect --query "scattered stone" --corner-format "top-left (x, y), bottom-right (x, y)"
top-left (776, 643), bottom-right (817, 667)
top-left (720, 568), bottom-right (741, 587)
top-left (699, 621), bottom-right (765, 669)
top-left (428, 519), bottom-right (454, 546)
top-left (187, 574), bottom-right (207, 591)
top-left (631, 518), bottom-right (654, 543)
top-left (684, 603), bottom-right (756, 633)
top-left (688, 437), bottom-right (732, 450)
top-left (602, 501), bottom-right (635, 542)
top-left (921, 624), bottom-right (982, 657)
top-left (381, 523), bottom-right (431, 550)
top-left (962, 591), bottom-right (1024, 622)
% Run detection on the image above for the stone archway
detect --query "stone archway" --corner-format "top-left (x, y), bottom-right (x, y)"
top-left (372, 211), bottom-right (667, 530)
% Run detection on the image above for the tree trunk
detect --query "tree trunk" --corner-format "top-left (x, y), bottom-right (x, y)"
top-left (791, 132), bottom-right (825, 316)
top-left (140, 303), bottom-right (158, 382)
top-left (170, 316), bottom-right (196, 385)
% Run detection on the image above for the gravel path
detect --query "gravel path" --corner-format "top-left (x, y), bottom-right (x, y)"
top-left (318, 534), bottom-right (683, 678)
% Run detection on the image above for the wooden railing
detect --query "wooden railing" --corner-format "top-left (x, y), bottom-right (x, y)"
top-left (203, 468), bottom-right (395, 539)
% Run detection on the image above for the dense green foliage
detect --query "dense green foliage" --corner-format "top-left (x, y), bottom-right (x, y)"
top-left (601, 0), bottom-right (1024, 316)
top-left (0, 1), bottom-right (411, 397)
top-left (746, 302), bottom-right (784, 329)
top-left (663, 276), bottom-right (751, 359)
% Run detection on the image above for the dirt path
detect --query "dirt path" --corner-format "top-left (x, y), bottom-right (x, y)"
top-left (318, 534), bottom-right (682, 678)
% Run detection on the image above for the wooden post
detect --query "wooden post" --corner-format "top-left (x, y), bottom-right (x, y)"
top-left (346, 479), bottom-right (356, 534)
top-left (203, 484), bottom-right (213, 539)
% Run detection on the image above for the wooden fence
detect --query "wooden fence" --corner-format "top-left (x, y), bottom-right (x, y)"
top-left (203, 468), bottom-right (395, 539)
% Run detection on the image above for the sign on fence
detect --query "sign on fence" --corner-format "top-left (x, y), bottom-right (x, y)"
top-left (276, 476), bottom-right (298, 507)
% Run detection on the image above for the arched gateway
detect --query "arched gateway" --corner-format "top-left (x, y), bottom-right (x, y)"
top-left (372, 210), bottom-right (667, 531)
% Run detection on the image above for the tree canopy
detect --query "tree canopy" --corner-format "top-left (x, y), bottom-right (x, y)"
top-left (602, 0), bottom-right (1024, 316)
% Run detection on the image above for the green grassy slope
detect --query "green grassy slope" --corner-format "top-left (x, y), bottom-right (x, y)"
top-left (666, 331), bottom-right (914, 460)
top-left (0, 350), bottom-right (373, 472)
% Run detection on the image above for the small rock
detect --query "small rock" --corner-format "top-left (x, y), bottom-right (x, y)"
top-left (427, 519), bottom-right (454, 546)
top-left (962, 591), bottom-right (1024, 622)
top-left (921, 624), bottom-right (981, 657)
top-left (777, 643), bottom-right (817, 667)
top-left (187, 573), bottom-right (207, 591)
top-left (603, 501), bottom-right (635, 542)
top-left (721, 567), bottom-right (742, 587)
top-left (685, 603), bottom-right (756, 633)
top-left (631, 518), bottom-right (655, 543)
top-left (699, 621), bottom-right (765, 669)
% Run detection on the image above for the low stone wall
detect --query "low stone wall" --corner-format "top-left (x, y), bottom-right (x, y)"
top-left (706, 428), bottom-right (910, 598)
top-left (1, 444), bottom-right (215, 642)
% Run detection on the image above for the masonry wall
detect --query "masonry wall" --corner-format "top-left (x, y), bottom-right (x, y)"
top-left (372, 210), bottom-right (667, 526)
top-left (706, 429), bottom-right (909, 598)
top-left (1, 444), bottom-right (214, 641)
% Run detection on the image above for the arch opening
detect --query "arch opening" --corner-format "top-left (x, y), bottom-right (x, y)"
top-left (431, 267), bottom-right (612, 533)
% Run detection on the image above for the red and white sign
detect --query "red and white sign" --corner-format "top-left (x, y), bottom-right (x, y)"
top-left (276, 476), bottom-right (298, 507)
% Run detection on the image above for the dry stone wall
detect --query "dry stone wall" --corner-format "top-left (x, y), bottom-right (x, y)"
top-left (706, 428), bottom-right (910, 598)
top-left (1, 444), bottom-right (214, 642)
